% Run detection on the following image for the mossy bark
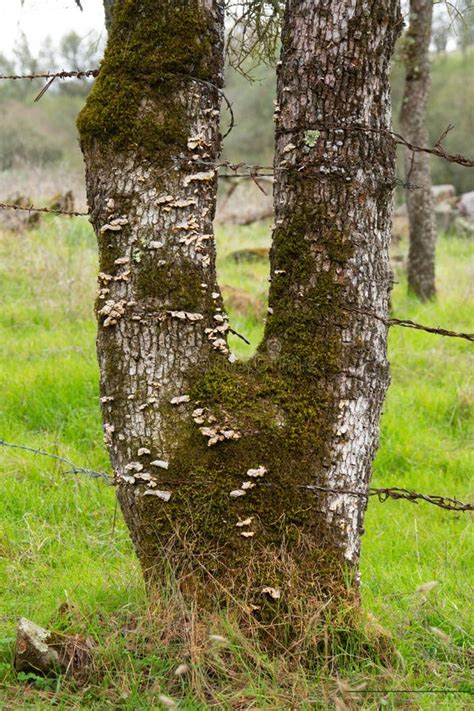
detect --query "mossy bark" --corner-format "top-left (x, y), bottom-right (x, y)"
top-left (400, 0), bottom-right (436, 300)
top-left (78, 0), bottom-right (401, 642)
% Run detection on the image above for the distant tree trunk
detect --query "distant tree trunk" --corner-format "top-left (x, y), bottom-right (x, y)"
top-left (78, 0), bottom-right (401, 643)
top-left (103, 0), bottom-right (114, 31)
top-left (400, 0), bottom-right (436, 300)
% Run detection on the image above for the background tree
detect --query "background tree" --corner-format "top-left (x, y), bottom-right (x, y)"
top-left (103, 0), bottom-right (114, 31)
top-left (454, 0), bottom-right (474, 53)
top-left (432, 4), bottom-right (451, 53)
top-left (78, 0), bottom-right (401, 644)
top-left (400, 0), bottom-right (437, 300)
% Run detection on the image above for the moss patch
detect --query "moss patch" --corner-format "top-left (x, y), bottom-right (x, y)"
top-left (77, 0), bottom-right (215, 158)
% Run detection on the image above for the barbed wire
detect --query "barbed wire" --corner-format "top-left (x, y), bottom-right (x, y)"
top-left (0, 68), bottom-right (472, 168)
top-left (344, 307), bottom-right (474, 343)
top-left (275, 122), bottom-right (474, 169)
top-left (0, 202), bottom-right (471, 343)
top-left (0, 69), bottom-right (235, 132)
top-left (0, 439), bottom-right (112, 483)
top-left (0, 439), bottom-right (472, 511)
top-left (0, 201), bottom-right (87, 217)
top-left (304, 485), bottom-right (473, 512)
top-left (0, 69), bottom-right (99, 81)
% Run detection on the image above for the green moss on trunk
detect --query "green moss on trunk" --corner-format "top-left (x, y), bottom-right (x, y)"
top-left (77, 0), bottom-right (215, 157)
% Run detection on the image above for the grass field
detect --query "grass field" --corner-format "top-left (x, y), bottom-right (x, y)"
top-left (0, 216), bottom-right (472, 709)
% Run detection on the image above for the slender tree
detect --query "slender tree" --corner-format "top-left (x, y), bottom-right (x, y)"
top-left (103, 0), bottom-right (114, 31)
top-left (78, 0), bottom-right (401, 640)
top-left (400, 0), bottom-right (436, 300)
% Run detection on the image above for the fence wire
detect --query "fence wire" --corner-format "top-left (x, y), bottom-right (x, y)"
top-left (0, 439), bottom-right (472, 512)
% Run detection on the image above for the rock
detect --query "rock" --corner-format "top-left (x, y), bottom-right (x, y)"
top-left (14, 617), bottom-right (95, 678)
top-left (431, 184), bottom-right (456, 204)
top-left (458, 191), bottom-right (474, 219)
top-left (15, 618), bottom-right (60, 675)
top-left (434, 202), bottom-right (456, 233)
top-left (221, 284), bottom-right (266, 318)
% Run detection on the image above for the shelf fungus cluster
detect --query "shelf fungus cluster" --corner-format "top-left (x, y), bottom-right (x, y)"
top-left (98, 298), bottom-right (127, 327)
top-left (229, 466), bottom-right (267, 499)
top-left (192, 406), bottom-right (241, 447)
top-left (205, 311), bottom-right (234, 362)
top-left (116, 458), bottom-right (171, 502)
top-left (236, 517), bottom-right (255, 539)
top-left (100, 216), bottom-right (129, 233)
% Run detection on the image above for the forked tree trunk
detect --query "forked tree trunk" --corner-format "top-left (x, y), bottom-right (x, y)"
top-left (400, 0), bottom-right (436, 300)
top-left (78, 0), bottom-right (401, 636)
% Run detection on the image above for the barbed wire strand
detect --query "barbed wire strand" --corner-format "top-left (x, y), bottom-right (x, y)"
top-left (0, 68), bottom-right (472, 168)
top-left (0, 201), bottom-right (87, 217)
top-left (0, 69), bottom-right (99, 81)
top-left (343, 306), bottom-right (474, 343)
top-left (0, 69), bottom-right (235, 134)
top-left (0, 439), bottom-right (472, 511)
top-left (0, 203), bottom-right (472, 342)
top-left (0, 439), bottom-right (112, 483)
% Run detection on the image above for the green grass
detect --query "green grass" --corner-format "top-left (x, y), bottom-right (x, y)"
top-left (0, 218), bottom-right (472, 709)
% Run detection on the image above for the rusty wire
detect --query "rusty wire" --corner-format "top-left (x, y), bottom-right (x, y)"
top-left (0, 204), bottom-right (472, 343)
top-left (344, 306), bottom-right (474, 343)
top-left (0, 439), bottom-right (112, 483)
top-left (0, 69), bottom-right (99, 81)
top-left (1, 67), bottom-right (472, 168)
top-left (304, 485), bottom-right (473, 512)
top-left (0, 201), bottom-right (87, 217)
top-left (0, 439), bottom-right (472, 511)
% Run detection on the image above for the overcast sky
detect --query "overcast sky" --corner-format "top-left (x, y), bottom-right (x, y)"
top-left (1, 0), bottom-right (106, 57)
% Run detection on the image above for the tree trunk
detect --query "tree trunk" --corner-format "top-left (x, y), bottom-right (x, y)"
top-left (78, 0), bottom-right (401, 641)
top-left (400, 0), bottom-right (436, 300)
top-left (103, 0), bottom-right (114, 31)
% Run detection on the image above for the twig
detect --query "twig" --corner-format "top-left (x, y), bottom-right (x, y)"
top-left (229, 327), bottom-right (251, 345)
top-left (190, 77), bottom-right (235, 139)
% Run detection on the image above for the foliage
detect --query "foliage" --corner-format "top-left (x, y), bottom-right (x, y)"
top-left (0, 216), bottom-right (472, 707)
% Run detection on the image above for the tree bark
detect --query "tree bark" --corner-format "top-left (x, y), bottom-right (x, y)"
top-left (103, 0), bottom-right (114, 31)
top-left (400, 0), bottom-right (436, 300)
top-left (78, 0), bottom-right (401, 640)
top-left (264, 0), bottom-right (401, 569)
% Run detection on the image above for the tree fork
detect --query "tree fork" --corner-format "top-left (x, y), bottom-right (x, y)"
top-left (78, 0), bottom-right (402, 640)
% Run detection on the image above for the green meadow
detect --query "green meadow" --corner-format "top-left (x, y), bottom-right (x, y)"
top-left (0, 218), bottom-right (472, 708)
